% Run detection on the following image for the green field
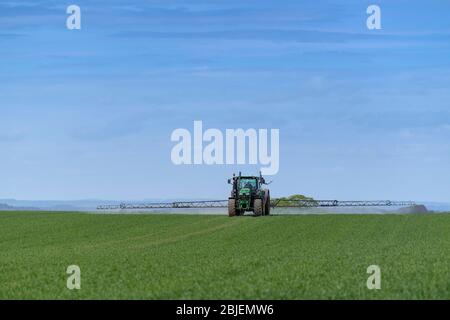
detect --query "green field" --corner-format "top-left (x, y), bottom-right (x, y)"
top-left (1, 211), bottom-right (450, 299)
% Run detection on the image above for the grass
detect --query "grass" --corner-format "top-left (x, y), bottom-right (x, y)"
top-left (1, 211), bottom-right (450, 299)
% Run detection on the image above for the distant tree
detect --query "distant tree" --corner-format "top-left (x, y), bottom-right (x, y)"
top-left (273, 194), bottom-right (317, 207)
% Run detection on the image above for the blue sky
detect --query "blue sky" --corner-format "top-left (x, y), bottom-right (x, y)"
top-left (1, 0), bottom-right (450, 201)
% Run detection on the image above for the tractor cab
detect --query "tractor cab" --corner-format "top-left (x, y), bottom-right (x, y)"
top-left (239, 178), bottom-right (258, 192)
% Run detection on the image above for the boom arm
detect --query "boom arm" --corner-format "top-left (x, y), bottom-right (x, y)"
top-left (97, 199), bottom-right (416, 210)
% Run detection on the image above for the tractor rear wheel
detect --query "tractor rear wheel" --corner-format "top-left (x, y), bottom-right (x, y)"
top-left (253, 199), bottom-right (264, 216)
top-left (265, 196), bottom-right (271, 216)
top-left (228, 199), bottom-right (237, 217)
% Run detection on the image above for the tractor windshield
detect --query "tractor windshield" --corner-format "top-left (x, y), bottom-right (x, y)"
top-left (239, 179), bottom-right (257, 190)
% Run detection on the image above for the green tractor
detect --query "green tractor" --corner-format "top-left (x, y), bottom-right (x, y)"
top-left (227, 172), bottom-right (271, 217)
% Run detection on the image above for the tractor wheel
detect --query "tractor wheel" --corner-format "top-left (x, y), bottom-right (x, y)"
top-left (253, 199), bottom-right (264, 216)
top-left (265, 195), bottom-right (271, 216)
top-left (228, 199), bottom-right (237, 217)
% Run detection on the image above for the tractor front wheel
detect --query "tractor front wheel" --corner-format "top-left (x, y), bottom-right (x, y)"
top-left (253, 199), bottom-right (264, 216)
top-left (228, 199), bottom-right (237, 217)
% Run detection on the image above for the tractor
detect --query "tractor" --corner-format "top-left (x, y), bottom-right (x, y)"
top-left (227, 172), bottom-right (271, 217)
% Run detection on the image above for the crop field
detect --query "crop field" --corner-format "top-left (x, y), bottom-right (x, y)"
top-left (1, 211), bottom-right (450, 299)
